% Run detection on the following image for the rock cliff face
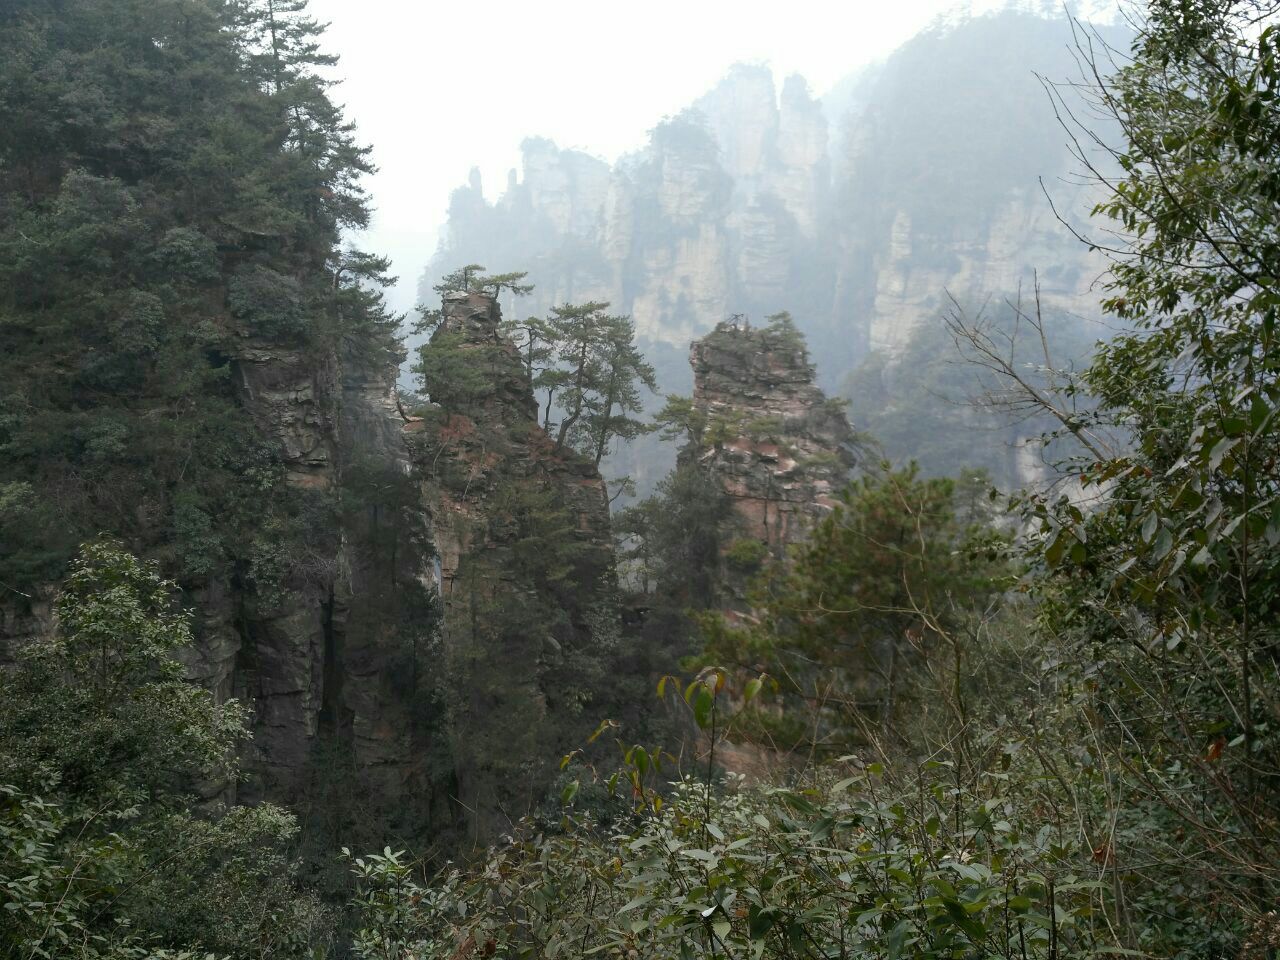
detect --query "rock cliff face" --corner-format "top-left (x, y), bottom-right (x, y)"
top-left (421, 63), bottom-right (828, 362)
top-left (1, 289), bottom-right (620, 843)
top-left (191, 332), bottom-right (437, 822)
top-left (407, 291), bottom-right (618, 837)
top-left (212, 342), bottom-right (339, 800)
top-left (410, 291), bottom-right (612, 587)
top-left (683, 319), bottom-right (856, 592)
top-left (0, 325), bottom-right (439, 828)
top-left (420, 9), bottom-right (1128, 400)
top-left (217, 290), bottom-right (622, 836)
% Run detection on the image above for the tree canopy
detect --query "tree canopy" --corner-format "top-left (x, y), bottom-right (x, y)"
top-left (0, 543), bottom-right (327, 958)
top-left (0, 0), bottom-right (396, 592)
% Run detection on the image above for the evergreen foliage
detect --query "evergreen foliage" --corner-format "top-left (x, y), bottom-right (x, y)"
top-left (698, 465), bottom-right (1010, 754)
top-left (417, 285), bottom-right (655, 471)
top-left (415, 329), bottom-right (513, 413)
top-left (540, 301), bottom-right (657, 465)
top-left (0, 543), bottom-right (327, 958)
top-left (0, 0), bottom-right (397, 592)
top-left (615, 465), bottom-right (738, 609)
top-left (7, 1), bottom-right (1280, 957)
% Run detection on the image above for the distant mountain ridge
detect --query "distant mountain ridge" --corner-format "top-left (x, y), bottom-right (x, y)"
top-left (419, 6), bottom-right (1131, 486)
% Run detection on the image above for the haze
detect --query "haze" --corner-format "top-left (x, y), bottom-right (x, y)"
top-left (307, 0), bottom-right (1123, 317)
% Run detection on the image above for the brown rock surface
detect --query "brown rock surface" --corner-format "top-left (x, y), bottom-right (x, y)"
top-left (685, 317), bottom-right (856, 560)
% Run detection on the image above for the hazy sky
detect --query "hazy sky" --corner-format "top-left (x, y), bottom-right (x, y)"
top-left (306, 0), bottom-right (1118, 315)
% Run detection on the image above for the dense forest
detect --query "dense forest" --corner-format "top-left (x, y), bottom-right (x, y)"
top-left (2, 0), bottom-right (1279, 958)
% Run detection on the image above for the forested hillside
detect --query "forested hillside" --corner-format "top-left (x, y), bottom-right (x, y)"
top-left (0, 1), bottom-right (427, 951)
top-left (3, 0), bottom-right (1280, 958)
top-left (395, 6), bottom-right (1280, 956)
top-left (0, 0), bottom-right (633, 951)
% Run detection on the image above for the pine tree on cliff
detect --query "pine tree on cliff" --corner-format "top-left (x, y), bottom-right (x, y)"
top-left (433, 264), bottom-right (489, 296)
top-left (477, 270), bottom-right (534, 300)
top-left (505, 312), bottom-right (556, 389)
top-left (585, 315), bottom-right (657, 467)
top-left (546, 302), bottom-right (655, 465)
top-left (0, 0), bottom-right (395, 591)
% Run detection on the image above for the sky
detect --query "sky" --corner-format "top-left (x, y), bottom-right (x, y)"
top-left (306, 0), bottom-right (1120, 315)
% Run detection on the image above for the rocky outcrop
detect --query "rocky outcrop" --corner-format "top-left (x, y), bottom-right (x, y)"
top-left (860, 194), bottom-right (1097, 356)
top-left (420, 10), bottom-right (1126, 399)
top-left (1, 289), bottom-right (618, 843)
top-left (210, 343), bottom-right (334, 802)
top-left (684, 317), bottom-right (856, 572)
top-left (414, 11), bottom-right (1136, 500)
top-left (416, 64), bottom-right (828, 369)
top-left (326, 336), bottom-right (432, 815)
top-left (412, 291), bottom-right (611, 592)
top-left (407, 291), bottom-right (617, 837)
top-left (0, 320), bottom-right (438, 827)
top-left (209, 331), bottom-right (436, 819)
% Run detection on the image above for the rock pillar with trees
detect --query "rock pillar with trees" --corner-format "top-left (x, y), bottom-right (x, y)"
top-left (663, 314), bottom-right (857, 599)
top-left (409, 290), bottom-right (620, 840)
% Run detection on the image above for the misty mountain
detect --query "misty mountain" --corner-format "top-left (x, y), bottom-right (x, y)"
top-left (419, 7), bottom-right (1130, 488)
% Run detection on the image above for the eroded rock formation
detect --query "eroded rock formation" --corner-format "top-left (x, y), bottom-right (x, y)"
top-left (1, 285), bottom-right (623, 844)
top-left (421, 11), bottom-right (1127, 397)
top-left (199, 331), bottom-right (437, 826)
top-left (683, 318), bottom-right (856, 583)
top-left (411, 291), bottom-right (612, 588)
top-left (407, 291), bottom-right (618, 837)
top-left (0, 323), bottom-right (438, 831)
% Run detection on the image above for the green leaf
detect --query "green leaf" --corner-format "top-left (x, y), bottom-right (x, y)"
top-left (1220, 415), bottom-right (1248, 437)
top-left (620, 895), bottom-right (652, 913)
top-left (694, 688), bottom-right (715, 729)
top-left (1152, 526), bottom-right (1174, 560)
top-left (1141, 512), bottom-right (1158, 544)
top-left (561, 780), bottom-right (579, 804)
top-left (1207, 435), bottom-right (1237, 470)
top-left (749, 905), bottom-right (779, 940)
top-left (886, 918), bottom-right (911, 960)
top-left (1045, 530), bottom-right (1069, 567)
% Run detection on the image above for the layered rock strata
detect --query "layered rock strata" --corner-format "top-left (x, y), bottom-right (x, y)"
top-left (683, 318), bottom-right (856, 581)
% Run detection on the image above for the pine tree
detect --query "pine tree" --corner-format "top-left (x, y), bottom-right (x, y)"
top-left (0, 0), bottom-right (394, 590)
top-left (584, 313), bottom-right (657, 467)
top-left (544, 301), bottom-right (655, 462)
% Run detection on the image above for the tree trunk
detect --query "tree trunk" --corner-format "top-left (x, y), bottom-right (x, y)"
top-left (555, 341), bottom-right (590, 451)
